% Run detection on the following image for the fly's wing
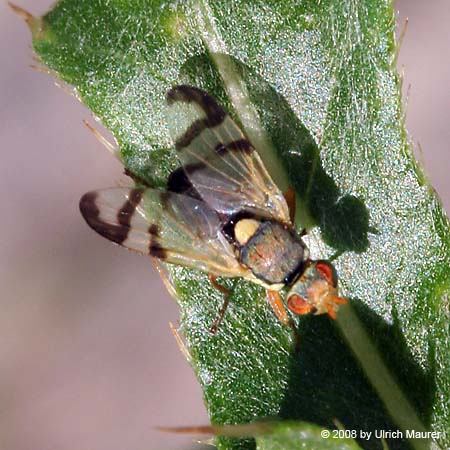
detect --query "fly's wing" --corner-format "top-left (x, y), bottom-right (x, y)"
top-left (79, 187), bottom-right (249, 277)
top-left (166, 85), bottom-right (290, 223)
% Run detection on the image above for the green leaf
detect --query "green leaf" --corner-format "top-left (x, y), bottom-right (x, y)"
top-left (17, 0), bottom-right (450, 449)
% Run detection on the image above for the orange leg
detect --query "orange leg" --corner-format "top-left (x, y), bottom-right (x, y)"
top-left (284, 187), bottom-right (307, 236)
top-left (283, 187), bottom-right (296, 223)
top-left (208, 275), bottom-right (231, 334)
top-left (266, 290), bottom-right (290, 325)
top-left (267, 290), bottom-right (299, 350)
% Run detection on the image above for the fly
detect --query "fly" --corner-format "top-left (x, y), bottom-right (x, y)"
top-left (80, 85), bottom-right (347, 333)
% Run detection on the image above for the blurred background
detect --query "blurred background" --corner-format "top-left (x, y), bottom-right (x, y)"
top-left (0, 1), bottom-right (448, 449)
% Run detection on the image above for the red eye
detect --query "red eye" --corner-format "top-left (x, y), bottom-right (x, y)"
top-left (316, 261), bottom-right (337, 287)
top-left (288, 294), bottom-right (313, 315)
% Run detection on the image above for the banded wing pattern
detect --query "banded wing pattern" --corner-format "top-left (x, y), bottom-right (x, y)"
top-left (80, 188), bottom-right (249, 277)
top-left (166, 85), bottom-right (290, 223)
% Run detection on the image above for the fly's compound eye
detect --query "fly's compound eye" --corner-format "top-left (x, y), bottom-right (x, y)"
top-left (287, 294), bottom-right (316, 316)
top-left (315, 260), bottom-right (338, 287)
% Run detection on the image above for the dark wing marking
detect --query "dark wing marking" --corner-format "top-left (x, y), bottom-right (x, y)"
top-left (166, 85), bottom-right (290, 223)
top-left (79, 187), bottom-right (249, 277)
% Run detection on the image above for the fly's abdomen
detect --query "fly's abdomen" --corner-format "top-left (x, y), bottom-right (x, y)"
top-left (239, 220), bottom-right (306, 285)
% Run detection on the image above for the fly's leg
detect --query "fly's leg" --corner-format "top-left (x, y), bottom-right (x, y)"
top-left (284, 187), bottom-right (308, 237)
top-left (266, 290), bottom-right (290, 325)
top-left (267, 290), bottom-right (299, 350)
top-left (208, 275), bottom-right (231, 334)
top-left (283, 186), bottom-right (296, 224)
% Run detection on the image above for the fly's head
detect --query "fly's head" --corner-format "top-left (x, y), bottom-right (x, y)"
top-left (286, 260), bottom-right (347, 320)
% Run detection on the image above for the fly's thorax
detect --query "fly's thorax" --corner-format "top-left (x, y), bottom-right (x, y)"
top-left (236, 219), bottom-right (308, 286)
top-left (286, 260), bottom-right (346, 318)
